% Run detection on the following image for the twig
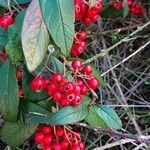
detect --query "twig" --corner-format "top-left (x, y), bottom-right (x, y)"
top-left (74, 123), bottom-right (150, 144)
top-left (93, 139), bottom-right (136, 150)
top-left (83, 21), bottom-right (150, 64)
top-left (101, 41), bottom-right (150, 76)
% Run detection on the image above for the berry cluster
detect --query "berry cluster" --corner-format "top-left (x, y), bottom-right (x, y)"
top-left (74, 0), bottom-right (103, 25)
top-left (72, 60), bottom-right (100, 90)
top-left (30, 60), bottom-right (100, 107)
top-left (70, 31), bottom-right (87, 57)
top-left (34, 125), bottom-right (85, 150)
top-left (0, 15), bottom-right (14, 30)
top-left (128, 0), bottom-right (144, 15)
top-left (110, 0), bottom-right (144, 15)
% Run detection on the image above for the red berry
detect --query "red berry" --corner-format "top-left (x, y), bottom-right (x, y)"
top-left (76, 78), bottom-right (84, 86)
top-left (42, 126), bottom-right (53, 135)
top-left (52, 90), bottom-right (62, 102)
top-left (60, 99), bottom-right (71, 107)
top-left (80, 41), bottom-right (87, 49)
top-left (80, 84), bottom-right (89, 95)
top-left (72, 95), bottom-right (82, 106)
top-left (42, 135), bottom-right (52, 146)
top-left (76, 31), bottom-right (87, 41)
top-left (72, 144), bottom-right (81, 150)
top-left (64, 131), bottom-right (73, 141)
top-left (0, 15), bottom-right (14, 29)
top-left (47, 84), bottom-right (57, 96)
top-left (66, 93), bottom-right (76, 102)
top-left (56, 126), bottom-right (64, 137)
top-left (42, 78), bottom-right (50, 89)
top-left (43, 146), bottom-right (52, 150)
top-left (61, 140), bottom-right (70, 149)
top-left (52, 143), bottom-right (62, 150)
top-left (34, 132), bottom-right (44, 144)
top-left (62, 82), bottom-right (75, 94)
top-left (74, 85), bottom-right (81, 94)
top-left (79, 142), bottom-right (85, 150)
top-left (30, 77), bottom-right (43, 91)
top-left (87, 76), bottom-right (100, 89)
top-left (74, 44), bottom-right (84, 55)
top-left (51, 73), bottom-right (64, 86)
top-left (72, 60), bottom-right (82, 71)
top-left (82, 64), bottom-right (92, 75)
top-left (16, 70), bottom-right (23, 81)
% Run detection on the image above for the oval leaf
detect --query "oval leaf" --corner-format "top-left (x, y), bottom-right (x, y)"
top-left (86, 105), bottom-right (108, 129)
top-left (96, 106), bottom-right (122, 130)
top-left (50, 97), bottom-right (90, 125)
top-left (21, 101), bottom-right (52, 124)
top-left (0, 122), bottom-right (37, 148)
top-left (0, 60), bottom-right (19, 122)
top-left (39, 0), bottom-right (75, 56)
top-left (21, 0), bottom-right (50, 72)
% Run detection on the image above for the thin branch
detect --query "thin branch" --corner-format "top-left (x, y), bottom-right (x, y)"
top-left (74, 123), bottom-right (150, 144)
top-left (83, 21), bottom-right (150, 64)
top-left (101, 41), bottom-right (150, 76)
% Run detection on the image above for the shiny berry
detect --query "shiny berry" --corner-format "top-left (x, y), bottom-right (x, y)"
top-left (87, 76), bottom-right (100, 89)
top-left (42, 78), bottom-right (50, 89)
top-left (34, 132), bottom-right (44, 144)
top-left (52, 143), bottom-right (62, 150)
top-left (51, 73), bottom-right (64, 86)
top-left (79, 142), bottom-right (85, 150)
top-left (72, 60), bottom-right (82, 71)
top-left (72, 95), bottom-right (82, 106)
top-left (56, 126), bottom-right (64, 136)
top-left (72, 144), bottom-right (81, 150)
top-left (43, 146), bottom-right (52, 150)
top-left (42, 126), bottom-right (53, 135)
top-left (60, 99), bottom-right (71, 107)
top-left (80, 84), bottom-right (89, 95)
top-left (76, 31), bottom-right (87, 41)
top-left (0, 15), bottom-right (14, 29)
top-left (66, 93), bottom-right (76, 102)
top-left (30, 77), bottom-right (43, 91)
top-left (42, 135), bottom-right (52, 146)
top-left (82, 64), bottom-right (92, 75)
top-left (52, 90), bottom-right (62, 102)
top-left (47, 84), bottom-right (57, 96)
top-left (61, 140), bottom-right (70, 149)
top-left (62, 82), bottom-right (75, 94)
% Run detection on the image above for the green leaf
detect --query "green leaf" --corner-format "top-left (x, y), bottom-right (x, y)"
top-left (6, 10), bottom-right (26, 64)
top-left (0, 60), bottom-right (19, 122)
top-left (0, 122), bottom-right (37, 148)
top-left (39, 0), bottom-right (75, 56)
top-left (0, 27), bottom-right (8, 46)
top-left (96, 106), bottom-right (122, 130)
top-left (86, 105), bottom-right (108, 129)
top-left (21, 101), bottom-right (52, 124)
top-left (49, 97), bottom-right (90, 125)
top-left (0, 0), bottom-right (31, 6)
top-left (22, 67), bottom-right (49, 102)
top-left (22, 0), bottom-right (50, 72)
top-left (123, 0), bottom-right (129, 18)
top-left (92, 66), bottom-right (106, 88)
top-left (101, 7), bottom-right (123, 18)
top-left (35, 55), bottom-right (64, 75)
